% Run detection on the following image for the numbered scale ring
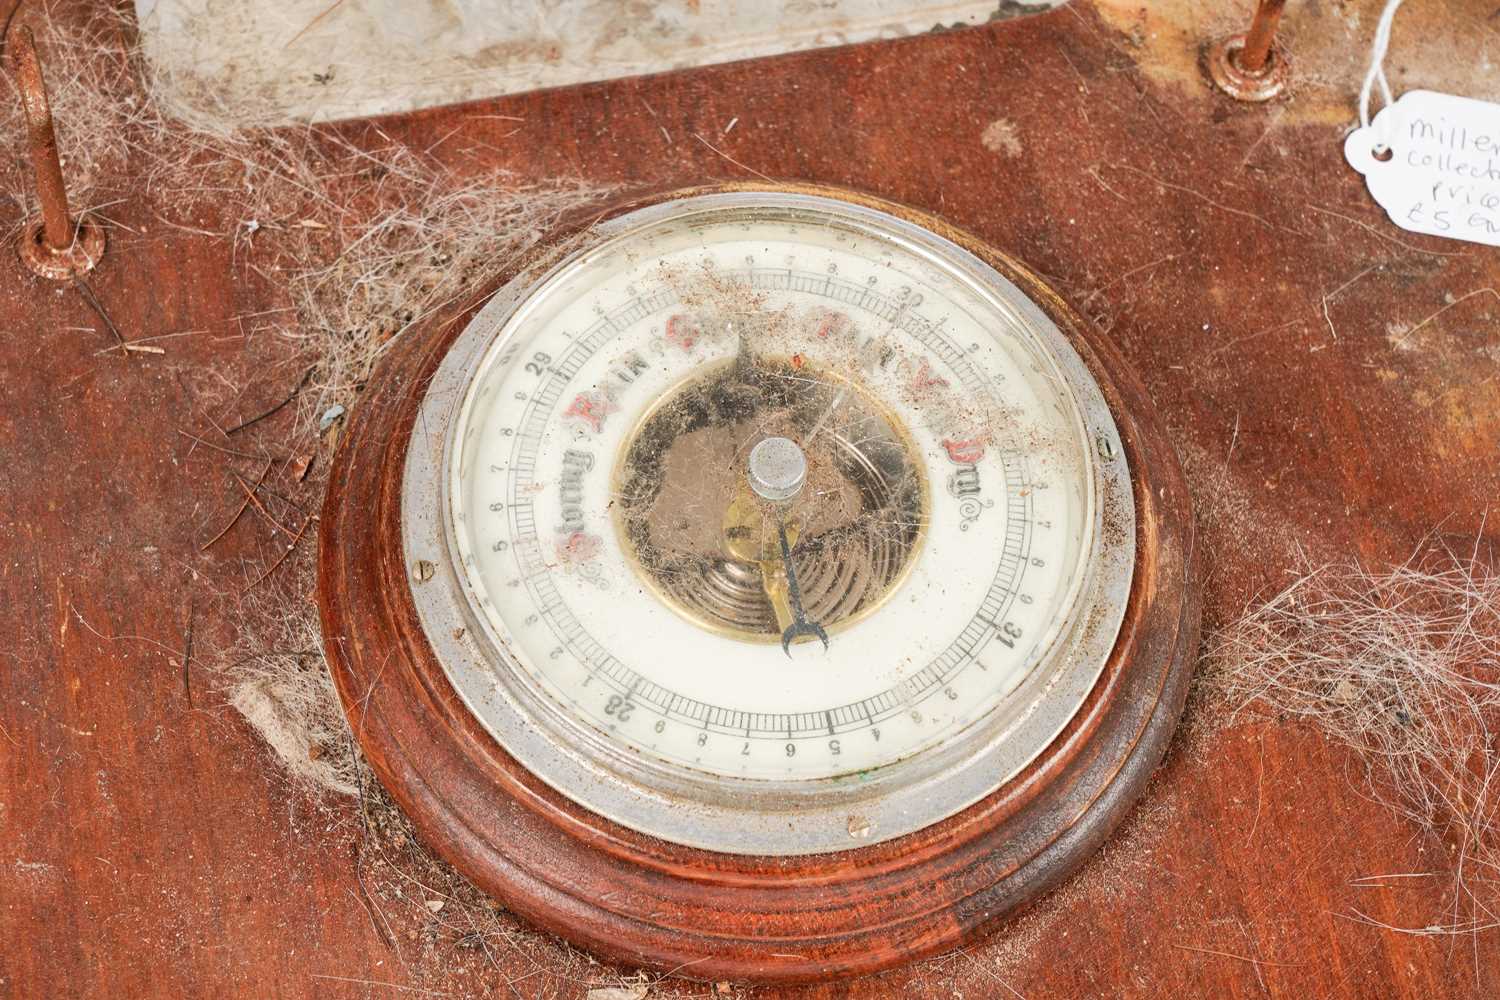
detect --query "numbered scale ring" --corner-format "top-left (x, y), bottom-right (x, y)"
top-left (319, 184), bottom-right (1199, 981)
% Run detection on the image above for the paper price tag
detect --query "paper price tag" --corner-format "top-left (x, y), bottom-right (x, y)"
top-left (1345, 89), bottom-right (1500, 248)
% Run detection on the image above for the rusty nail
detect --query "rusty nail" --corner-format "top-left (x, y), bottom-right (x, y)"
top-left (7, 25), bottom-right (104, 279)
top-left (12, 26), bottom-right (71, 249)
top-left (1205, 0), bottom-right (1291, 103)
top-left (1238, 0), bottom-right (1287, 75)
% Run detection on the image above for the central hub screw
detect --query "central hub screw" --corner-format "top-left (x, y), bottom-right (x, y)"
top-left (747, 437), bottom-right (807, 502)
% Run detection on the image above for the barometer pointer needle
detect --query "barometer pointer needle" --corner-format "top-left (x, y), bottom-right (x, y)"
top-left (777, 519), bottom-right (828, 656)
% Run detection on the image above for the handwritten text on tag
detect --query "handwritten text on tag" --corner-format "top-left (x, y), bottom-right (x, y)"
top-left (1345, 89), bottom-right (1500, 248)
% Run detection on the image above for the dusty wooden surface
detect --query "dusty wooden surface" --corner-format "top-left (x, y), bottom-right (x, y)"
top-left (3, 2), bottom-right (1498, 997)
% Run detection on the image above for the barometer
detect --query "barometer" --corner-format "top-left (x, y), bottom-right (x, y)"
top-left (320, 184), bottom-right (1198, 981)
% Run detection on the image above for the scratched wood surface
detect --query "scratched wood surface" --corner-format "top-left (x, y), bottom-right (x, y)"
top-left (3, 2), bottom-right (1498, 998)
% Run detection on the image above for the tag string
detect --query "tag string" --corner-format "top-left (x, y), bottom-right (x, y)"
top-left (1358, 0), bottom-right (1406, 152)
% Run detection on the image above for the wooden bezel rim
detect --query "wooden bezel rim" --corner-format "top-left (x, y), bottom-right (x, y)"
top-left (318, 182), bottom-right (1201, 983)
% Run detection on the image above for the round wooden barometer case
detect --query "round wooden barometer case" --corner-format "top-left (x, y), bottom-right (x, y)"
top-left (319, 183), bottom-right (1199, 982)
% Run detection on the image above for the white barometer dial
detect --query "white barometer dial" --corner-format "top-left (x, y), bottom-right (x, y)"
top-left (401, 189), bottom-right (1135, 855)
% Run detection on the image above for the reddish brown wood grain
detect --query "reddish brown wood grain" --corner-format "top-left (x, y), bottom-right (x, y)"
top-left (3, 2), bottom-right (1499, 997)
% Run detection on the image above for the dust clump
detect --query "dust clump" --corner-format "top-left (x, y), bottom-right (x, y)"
top-left (229, 665), bottom-right (359, 796)
top-left (587, 985), bottom-right (649, 1000)
top-left (1210, 542), bottom-right (1500, 933)
top-left (223, 569), bottom-right (363, 797)
top-left (282, 171), bottom-right (607, 429)
top-left (981, 118), bottom-right (1023, 158)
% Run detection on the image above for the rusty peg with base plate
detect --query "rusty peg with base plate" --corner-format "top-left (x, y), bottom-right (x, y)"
top-left (1205, 0), bottom-right (1291, 103)
top-left (9, 26), bottom-right (104, 279)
